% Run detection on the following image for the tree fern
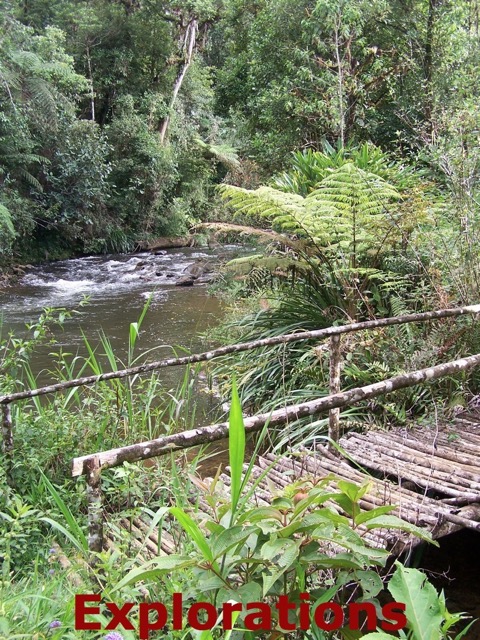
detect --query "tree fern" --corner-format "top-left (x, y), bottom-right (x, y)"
top-left (220, 162), bottom-right (401, 267)
top-left (194, 137), bottom-right (240, 170)
top-left (307, 163), bottom-right (401, 266)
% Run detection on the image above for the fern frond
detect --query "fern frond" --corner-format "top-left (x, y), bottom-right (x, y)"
top-left (224, 255), bottom-right (308, 277)
top-left (218, 185), bottom-right (306, 230)
top-left (194, 138), bottom-right (240, 169)
top-left (0, 203), bottom-right (16, 253)
top-left (220, 163), bottom-right (402, 265)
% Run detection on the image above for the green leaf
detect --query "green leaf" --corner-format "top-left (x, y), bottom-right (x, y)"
top-left (240, 506), bottom-right (284, 523)
top-left (39, 470), bottom-right (88, 552)
top-left (217, 582), bottom-right (262, 609)
top-left (337, 480), bottom-right (371, 502)
top-left (331, 493), bottom-right (358, 519)
top-left (210, 526), bottom-right (255, 559)
top-left (112, 555), bottom-right (196, 592)
top-left (387, 563), bottom-right (443, 640)
top-left (261, 538), bottom-right (299, 567)
top-left (355, 570), bottom-right (384, 598)
top-left (300, 553), bottom-right (364, 570)
top-left (39, 517), bottom-right (87, 555)
top-left (170, 507), bottom-right (218, 570)
top-left (453, 620), bottom-right (477, 639)
top-left (229, 377), bottom-right (246, 518)
top-left (365, 515), bottom-right (437, 545)
top-left (355, 505), bottom-right (396, 525)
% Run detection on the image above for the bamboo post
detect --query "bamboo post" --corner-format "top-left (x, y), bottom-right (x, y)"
top-left (328, 335), bottom-right (342, 449)
top-left (85, 456), bottom-right (104, 562)
top-left (2, 404), bottom-right (14, 484)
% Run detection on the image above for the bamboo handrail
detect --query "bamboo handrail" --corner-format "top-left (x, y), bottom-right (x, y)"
top-left (72, 352), bottom-right (480, 476)
top-left (1, 304), bottom-right (479, 405)
top-left (3, 302), bottom-right (480, 557)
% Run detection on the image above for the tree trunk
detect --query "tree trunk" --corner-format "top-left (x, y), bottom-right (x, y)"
top-left (159, 19), bottom-right (198, 144)
top-left (424, 0), bottom-right (438, 137)
top-left (333, 18), bottom-right (345, 147)
top-left (85, 45), bottom-right (95, 122)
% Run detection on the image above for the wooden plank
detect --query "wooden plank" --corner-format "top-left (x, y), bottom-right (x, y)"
top-left (343, 435), bottom-right (480, 490)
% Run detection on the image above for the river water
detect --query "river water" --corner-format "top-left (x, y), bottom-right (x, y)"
top-left (0, 247), bottom-right (232, 389)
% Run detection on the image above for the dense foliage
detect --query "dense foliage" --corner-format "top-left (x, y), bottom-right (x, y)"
top-left (1, 0), bottom-right (479, 265)
top-left (1, 1), bottom-right (480, 638)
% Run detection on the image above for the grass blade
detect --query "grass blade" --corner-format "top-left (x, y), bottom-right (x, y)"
top-left (229, 377), bottom-right (245, 519)
top-left (39, 470), bottom-right (88, 552)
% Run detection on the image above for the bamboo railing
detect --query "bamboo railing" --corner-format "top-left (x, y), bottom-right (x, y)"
top-left (2, 303), bottom-right (480, 556)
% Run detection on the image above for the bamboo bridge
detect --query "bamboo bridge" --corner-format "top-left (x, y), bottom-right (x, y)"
top-left (3, 304), bottom-right (480, 557)
top-left (104, 413), bottom-right (480, 559)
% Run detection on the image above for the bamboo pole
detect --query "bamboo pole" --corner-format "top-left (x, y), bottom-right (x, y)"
top-left (3, 304), bottom-right (480, 406)
top-left (2, 404), bottom-right (13, 484)
top-left (72, 352), bottom-right (480, 476)
top-left (85, 456), bottom-right (104, 559)
top-left (328, 335), bottom-right (342, 449)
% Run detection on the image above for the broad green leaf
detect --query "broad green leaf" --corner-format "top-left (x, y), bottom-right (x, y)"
top-left (271, 497), bottom-right (293, 510)
top-left (365, 515), bottom-right (437, 545)
top-left (291, 491), bottom-right (340, 519)
top-left (387, 563), bottom-right (443, 640)
top-left (229, 377), bottom-right (245, 517)
top-left (262, 564), bottom-right (291, 596)
top-left (277, 520), bottom-right (303, 537)
top-left (217, 582), bottom-right (262, 606)
top-left (240, 507), bottom-right (283, 523)
top-left (337, 480), bottom-right (371, 502)
top-left (331, 492), bottom-right (358, 519)
top-left (355, 505), bottom-right (396, 526)
top-left (355, 570), bottom-right (384, 598)
top-left (211, 526), bottom-right (255, 559)
top-left (361, 634), bottom-right (397, 639)
top-left (303, 508), bottom-right (349, 527)
top-left (299, 553), bottom-right (364, 570)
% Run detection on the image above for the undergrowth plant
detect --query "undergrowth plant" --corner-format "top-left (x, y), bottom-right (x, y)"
top-left (0, 301), bottom-right (218, 585)
top-left (109, 382), bottom-right (446, 639)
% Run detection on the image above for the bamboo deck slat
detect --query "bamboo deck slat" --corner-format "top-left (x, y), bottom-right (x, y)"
top-left (115, 413), bottom-right (480, 558)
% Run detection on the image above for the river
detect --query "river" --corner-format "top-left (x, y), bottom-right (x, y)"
top-left (0, 247), bottom-right (233, 390)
